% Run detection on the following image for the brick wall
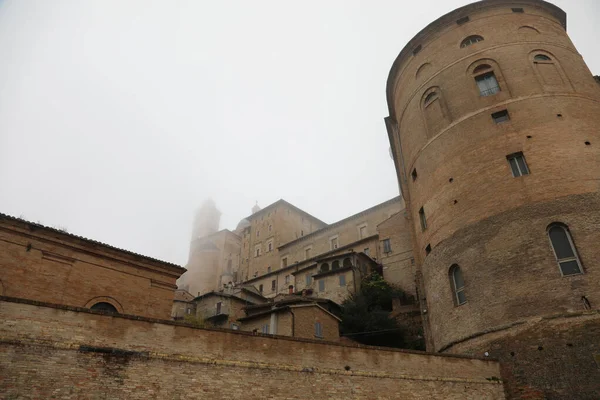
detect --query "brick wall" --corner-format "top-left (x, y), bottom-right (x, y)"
top-left (0, 297), bottom-right (505, 399)
top-left (0, 216), bottom-right (183, 319)
top-left (377, 212), bottom-right (416, 296)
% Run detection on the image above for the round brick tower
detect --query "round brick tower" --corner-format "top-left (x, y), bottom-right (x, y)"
top-left (385, 0), bottom-right (600, 397)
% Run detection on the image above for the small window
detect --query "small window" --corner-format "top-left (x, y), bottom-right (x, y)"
top-left (511, 7), bottom-right (524, 13)
top-left (548, 224), bottom-right (583, 276)
top-left (383, 239), bottom-right (392, 253)
top-left (301, 230), bottom-right (304, 236)
top-left (359, 225), bottom-right (367, 239)
top-left (456, 16), bottom-right (470, 25)
top-left (231, 323), bottom-right (240, 330)
top-left (285, 275), bottom-right (290, 284)
top-left (321, 263), bottom-right (330, 272)
top-left (411, 168), bottom-right (417, 181)
top-left (259, 284), bottom-right (263, 293)
top-left (475, 72), bottom-right (500, 96)
top-left (364, 248), bottom-right (370, 256)
top-left (424, 92), bottom-right (438, 106)
top-left (425, 244), bottom-right (431, 255)
top-left (332, 260), bottom-right (340, 270)
top-left (256, 230), bottom-right (260, 238)
top-left (339, 274), bottom-right (346, 286)
top-left (186, 308), bottom-right (191, 315)
top-left (305, 274), bottom-right (311, 286)
top-left (419, 207), bottom-right (427, 230)
top-left (268, 224), bottom-right (272, 232)
top-left (318, 279), bottom-right (325, 292)
top-left (255, 248), bottom-right (260, 257)
top-left (492, 110), bottom-right (510, 123)
top-left (262, 324), bottom-right (270, 334)
top-left (267, 266), bottom-right (271, 273)
top-left (330, 237), bottom-right (339, 250)
top-left (343, 258), bottom-right (352, 268)
top-left (534, 54), bottom-right (552, 62)
top-left (506, 152), bottom-right (530, 177)
top-left (281, 257), bottom-right (288, 268)
top-left (271, 280), bottom-right (276, 291)
top-left (268, 242), bottom-right (273, 252)
top-left (216, 302), bottom-right (222, 314)
top-left (315, 322), bottom-right (323, 338)
top-left (305, 248), bottom-right (311, 260)
top-left (90, 302), bottom-right (118, 314)
top-left (460, 35), bottom-right (484, 48)
top-left (450, 265), bottom-right (467, 305)
top-left (412, 45), bottom-right (422, 55)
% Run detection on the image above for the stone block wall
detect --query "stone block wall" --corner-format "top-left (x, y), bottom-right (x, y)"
top-left (0, 296), bottom-right (505, 400)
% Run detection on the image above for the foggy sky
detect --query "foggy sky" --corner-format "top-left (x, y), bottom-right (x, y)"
top-left (1, 0), bottom-right (598, 265)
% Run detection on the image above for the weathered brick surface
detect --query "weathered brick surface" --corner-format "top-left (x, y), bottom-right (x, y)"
top-left (0, 297), bottom-right (505, 399)
top-left (0, 216), bottom-right (184, 319)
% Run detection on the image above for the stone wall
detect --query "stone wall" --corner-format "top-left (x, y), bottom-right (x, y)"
top-left (0, 296), bottom-right (505, 399)
top-left (0, 215), bottom-right (184, 319)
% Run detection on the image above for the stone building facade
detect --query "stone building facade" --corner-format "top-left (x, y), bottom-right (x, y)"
top-left (384, 0), bottom-right (600, 398)
top-left (0, 213), bottom-right (185, 319)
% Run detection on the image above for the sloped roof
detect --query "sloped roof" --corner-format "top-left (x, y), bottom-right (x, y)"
top-left (243, 199), bottom-right (327, 226)
top-left (0, 212), bottom-right (184, 273)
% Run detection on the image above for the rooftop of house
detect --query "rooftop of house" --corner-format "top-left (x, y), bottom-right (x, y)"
top-left (0, 212), bottom-right (185, 274)
top-left (243, 199), bottom-right (327, 226)
top-left (238, 302), bottom-right (342, 323)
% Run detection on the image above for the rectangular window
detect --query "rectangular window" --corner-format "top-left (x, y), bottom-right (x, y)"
top-left (318, 279), bottom-right (325, 292)
top-left (419, 207), bottom-right (427, 230)
top-left (285, 275), bottom-right (290, 284)
top-left (268, 241), bottom-right (273, 252)
top-left (364, 248), bottom-right (370, 256)
top-left (359, 225), bottom-right (367, 239)
top-left (339, 274), bottom-right (346, 286)
top-left (305, 274), bottom-right (311, 286)
top-left (262, 324), bottom-right (270, 334)
top-left (506, 152), bottom-right (530, 177)
top-left (255, 245), bottom-right (261, 257)
top-left (271, 280), bottom-right (276, 291)
top-left (216, 302), bottom-right (222, 315)
top-left (305, 247), bottom-right (311, 260)
top-left (383, 239), bottom-right (392, 253)
top-left (330, 236), bottom-right (339, 250)
top-left (475, 72), bottom-right (500, 96)
top-left (314, 322), bottom-right (323, 338)
top-left (511, 7), bottom-right (524, 13)
top-left (259, 284), bottom-right (263, 293)
top-left (267, 266), bottom-right (271, 273)
top-left (186, 308), bottom-right (191, 315)
top-left (456, 16), bottom-right (470, 25)
top-left (281, 257), bottom-right (288, 268)
top-left (492, 109), bottom-right (510, 123)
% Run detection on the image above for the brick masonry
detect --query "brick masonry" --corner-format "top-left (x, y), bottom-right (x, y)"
top-left (0, 297), bottom-right (505, 399)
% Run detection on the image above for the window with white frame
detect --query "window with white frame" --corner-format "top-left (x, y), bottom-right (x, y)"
top-left (314, 322), bottom-right (323, 338)
top-left (449, 265), bottom-right (466, 306)
top-left (547, 223), bottom-right (583, 276)
top-left (506, 152), bottom-right (530, 177)
top-left (383, 239), bottom-right (392, 253)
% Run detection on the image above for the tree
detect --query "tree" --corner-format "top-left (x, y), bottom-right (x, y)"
top-left (340, 273), bottom-right (421, 349)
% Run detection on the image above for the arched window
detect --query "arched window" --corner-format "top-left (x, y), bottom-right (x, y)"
top-left (332, 260), bottom-right (340, 270)
top-left (547, 224), bottom-right (583, 276)
top-left (343, 258), bottom-right (352, 268)
top-left (90, 302), bottom-right (118, 314)
top-left (534, 54), bottom-right (552, 61)
top-left (424, 92), bottom-right (438, 106)
top-left (449, 265), bottom-right (466, 306)
top-left (460, 35), bottom-right (484, 48)
top-left (531, 52), bottom-right (566, 87)
top-left (320, 263), bottom-right (330, 273)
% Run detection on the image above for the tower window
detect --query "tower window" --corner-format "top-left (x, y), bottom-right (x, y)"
top-left (460, 35), bottom-right (484, 48)
top-left (506, 152), bottom-right (530, 177)
top-left (548, 224), bottom-right (583, 276)
top-left (424, 92), bottom-right (438, 107)
top-left (425, 244), bottom-right (431, 255)
top-left (449, 265), bottom-right (467, 305)
top-left (411, 168), bottom-right (418, 181)
top-left (456, 16), bottom-right (470, 25)
top-left (475, 70), bottom-right (500, 96)
top-left (511, 7), bottom-right (524, 13)
top-left (492, 110), bottom-right (510, 123)
top-left (412, 45), bottom-right (422, 55)
top-left (534, 54), bottom-right (552, 62)
top-left (419, 207), bottom-right (427, 230)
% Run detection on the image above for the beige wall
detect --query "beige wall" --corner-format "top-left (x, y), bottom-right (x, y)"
top-left (377, 212), bottom-right (416, 296)
top-left (0, 216), bottom-right (183, 319)
top-left (0, 297), bottom-right (506, 400)
top-left (291, 305), bottom-right (340, 342)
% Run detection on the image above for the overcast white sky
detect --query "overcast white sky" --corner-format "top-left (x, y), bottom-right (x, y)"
top-left (1, 0), bottom-right (598, 265)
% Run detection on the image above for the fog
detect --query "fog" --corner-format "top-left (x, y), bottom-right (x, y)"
top-left (1, 0), bottom-right (598, 265)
